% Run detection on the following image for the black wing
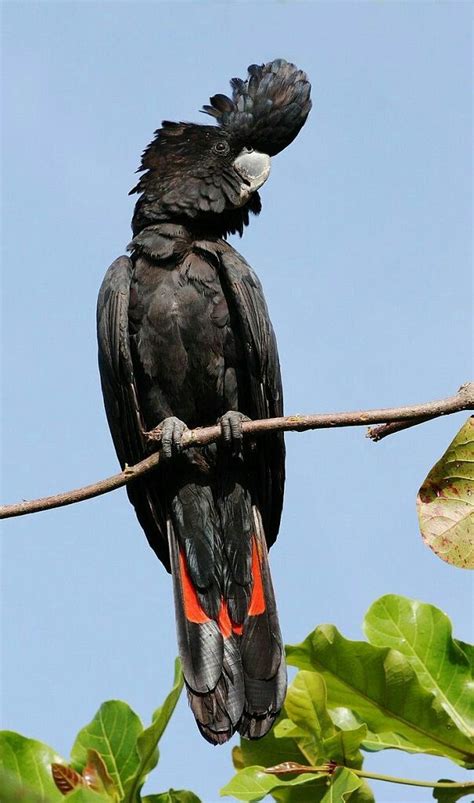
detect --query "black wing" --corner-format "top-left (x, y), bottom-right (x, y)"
top-left (96, 256), bottom-right (169, 568)
top-left (218, 243), bottom-right (285, 548)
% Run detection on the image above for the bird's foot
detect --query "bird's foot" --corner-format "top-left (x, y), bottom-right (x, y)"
top-left (147, 416), bottom-right (188, 459)
top-left (219, 411), bottom-right (250, 454)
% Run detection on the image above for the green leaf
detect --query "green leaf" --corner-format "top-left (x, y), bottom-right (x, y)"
top-left (322, 726), bottom-right (367, 768)
top-left (316, 768), bottom-right (368, 802)
top-left (343, 780), bottom-right (375, 803)
top-left (124, 658), bottom-right (184, 803)
top-left (456, 640), bottom-right (474, 670)
top-left (273, 719), bottom-right (307, 740)
top-left (361, 729), bottom-right (434, 754)
top-left (222, 766), bottom-right (371, 803)
top-left (138, 658), bottom-right (183, 767)
top-left (432, 779), bottom-right (474, 802)
top-left (0, 766), bottom-right (51, 803)
top-left (417, 416), bottom-right (474, 568)
top-left (286, 624), bottom-right (474, 767)
top-left (235, 711), bottom-right (311, 771)
top-left (284, 672), bottom-right (366, 768)
top-left (285, 672), bottom-right (334, 740)
top-left (0, 731), bottom-right (64, 801)
top-left (70, 701), bottom-right (143, 799)
top-left (221, 765), bottom-right (326, 802)
top-left (65, 790), bottom-right (112, 802)
top-left (329, 707), bottom-right (427, 755)
top-left (227, 712), bottom-right (322, 802)
top-left (281, 673), bottom-right (333, 764)
top-left (271, 785), bottom-right (329, 803)
top-left (142, 791), bottom-right (202, 803)
top-left (364, 595), bottom-right (474, 740)
top-left (270, 769), bottom-right (374, 803)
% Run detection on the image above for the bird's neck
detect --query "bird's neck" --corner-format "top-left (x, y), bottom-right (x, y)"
top-left (131, 191), bottom-right (261, 242)
top-left (128, 221), bottom-right (226, 263)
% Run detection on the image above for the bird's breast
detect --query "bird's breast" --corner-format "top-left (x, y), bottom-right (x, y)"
top-left (131, 251), bottom-right (244, 427)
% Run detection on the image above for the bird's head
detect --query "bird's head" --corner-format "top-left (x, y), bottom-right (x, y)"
top-left (131, 59), bottom-right (311, 237)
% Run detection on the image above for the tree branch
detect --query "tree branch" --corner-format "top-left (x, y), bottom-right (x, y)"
top-left (1, 383), bottom-right (472, 520)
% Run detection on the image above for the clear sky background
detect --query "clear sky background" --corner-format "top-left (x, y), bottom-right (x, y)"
top-left (1, 3), bottom-right (472, 802)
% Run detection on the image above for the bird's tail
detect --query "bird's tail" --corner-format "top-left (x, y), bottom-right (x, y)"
top-left (168, 502), bottom-right (286, 744)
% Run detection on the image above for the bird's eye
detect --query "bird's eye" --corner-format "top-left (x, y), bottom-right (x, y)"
top-left (212, 141), bottom-right (230, 156)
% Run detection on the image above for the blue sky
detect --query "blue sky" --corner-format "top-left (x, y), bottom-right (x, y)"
top-left (1, 3), bottom-right (472, 802)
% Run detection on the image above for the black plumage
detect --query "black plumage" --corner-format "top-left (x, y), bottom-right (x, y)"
top-left (97, 59), bottom-right (311, 743)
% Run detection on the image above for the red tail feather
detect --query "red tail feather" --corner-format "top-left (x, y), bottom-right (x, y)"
top-left (248, 536), bottom-right (266, 616)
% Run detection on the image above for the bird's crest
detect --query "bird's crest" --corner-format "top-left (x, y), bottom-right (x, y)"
top-left (201, 58), bottom-right (312, 156)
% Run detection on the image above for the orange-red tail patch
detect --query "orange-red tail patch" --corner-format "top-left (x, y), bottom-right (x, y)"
top-left (248, 536), bottom-right (266, 616)
top-left (179, 539), bottom-right (266, 635)
top-left (179, 549), bottom-right (211, 624)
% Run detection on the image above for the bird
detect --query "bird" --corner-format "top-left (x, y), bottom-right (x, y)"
top-left (97, 59), bottom-right (311, 744)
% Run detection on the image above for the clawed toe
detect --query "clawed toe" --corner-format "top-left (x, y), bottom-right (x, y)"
top-left (219, 411), bottom-right (250, 452)
top-left (160, 416), bottom-right (188, 458)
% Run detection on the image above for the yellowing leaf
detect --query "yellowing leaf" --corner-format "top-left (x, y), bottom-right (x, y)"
top-left (417, 417), bottom-right (474, 568)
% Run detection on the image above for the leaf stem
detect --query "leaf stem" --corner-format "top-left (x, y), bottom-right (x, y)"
top-left (348, 766), bottom-right (473, 789)
top-left (266, 762), bottom-right (474, 790)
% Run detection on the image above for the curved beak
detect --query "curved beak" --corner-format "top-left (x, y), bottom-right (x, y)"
top-left (233, 148), bottom-right (271, 200)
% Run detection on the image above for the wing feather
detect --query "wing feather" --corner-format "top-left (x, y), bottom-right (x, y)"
top-left (97, 256), bottom-right (169, 568)
top-left (218, 245), bottom-right (285, 547)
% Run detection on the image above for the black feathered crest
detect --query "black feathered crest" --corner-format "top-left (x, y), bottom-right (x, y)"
top-left (202, 58), bottom-right (312, 156)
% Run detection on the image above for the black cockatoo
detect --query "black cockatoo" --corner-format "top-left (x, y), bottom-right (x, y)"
top-left (97, 59), bottom-right (311, 744)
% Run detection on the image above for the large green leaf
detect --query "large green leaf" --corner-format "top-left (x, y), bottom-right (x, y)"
top-left (70, 701), bottom-right (143, 798)
top-left (0, 766), bottom-right (51, 803)
top-left (285, 672), bottom-right (334, 740)
top-left (64, 789), bottom-right (111, 802)
top-left (142, 791), bottom-right (202, 802)
top-left (222, 766), bottom-right (371, 803)
top-left (0, 731), bottom-right (64, 802)
top-left (322, 727), bottom-right (367, 769)
top-left (284, 671), bottom-right (366, 768)
top-left (311, 768), bottom-right (369, 802)
top-left (282, 672), bottom-right (333, 764)
top-left (364, 595), bottom-right (474, 740)
top-left (329, 706), bottom-right (428, 755)
top-left (286, 624), bottom-right (474, 767)
top-left (272, 774), bottom-right (374, 803)
top-left (417, 416), bottom-right (474, 568)
top-left (221, 766), bottom-right (326, 802)
top-left (124, 659), bottom-right (184, 803)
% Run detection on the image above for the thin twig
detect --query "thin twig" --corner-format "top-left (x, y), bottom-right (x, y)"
top-left (366, 382), bottom-right (473, 441)
top-left (1, 383), bottom-right (472, 520)
top-left (367, 415), bottom-right (435, 441)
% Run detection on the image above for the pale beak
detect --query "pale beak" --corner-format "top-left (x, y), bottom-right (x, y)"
top-left (233, 148), bottom-right (271, 202)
